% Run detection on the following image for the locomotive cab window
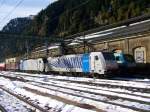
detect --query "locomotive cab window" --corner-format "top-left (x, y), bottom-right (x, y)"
top-left (124, 54), bottom-right (135, 63)
top-left (103, 52), bottom-right (115, 61)
top-left (115, 56), bottom-right (120, 61)
top-left (95, 56), bottom-right (99, 60)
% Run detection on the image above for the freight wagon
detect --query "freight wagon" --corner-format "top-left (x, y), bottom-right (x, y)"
top-left (0, 62), bottom-right (5, 71)
top-left (20, 58), bottom-right (45, 72)
top-left (5, 57), bottom-right (20, 71)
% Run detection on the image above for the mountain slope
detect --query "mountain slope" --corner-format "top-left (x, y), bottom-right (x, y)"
top-left (0, 0), bottom-right (150, 61)
top-left (24, 0), bottom-right (150, 37)
top-left (2, 17), bottom-right (32, 34)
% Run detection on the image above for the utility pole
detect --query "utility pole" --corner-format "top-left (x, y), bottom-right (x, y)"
top-left (43, 38), bottom-right (49, 73)
top-left (25, 40), bottom-right (29, 59)
top-left (45, 39), bottom-right (49, 57)
top-left (83, 33), bottom-right (86, 53)
top-left (60, 41), bottom-right (66, 55)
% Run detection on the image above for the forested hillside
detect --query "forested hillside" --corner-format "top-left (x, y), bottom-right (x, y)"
top-left (24, 0), bottom-right (150, 37)
top-left (0, 0), bottom-right (150, 61)
top-left (2, 17), bottom-right (32, 34)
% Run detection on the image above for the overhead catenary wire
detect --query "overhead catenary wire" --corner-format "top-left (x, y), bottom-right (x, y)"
top-left (0, 0), bottom-right (25, 24)
top-left (0, 0), bottom-right (92, 38)
top-left (0, 0), bottom-right (91, 30)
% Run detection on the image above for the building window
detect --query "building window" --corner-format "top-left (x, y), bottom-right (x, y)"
top-left (95, 56), bottom-right (99, 60)
top-left (134, 47), bottom-right (146, 63)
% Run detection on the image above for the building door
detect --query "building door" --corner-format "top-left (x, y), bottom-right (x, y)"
top-left (134, 47), bottom-right (146, 63)
top-left (94, 55), bottom-right (102, 73)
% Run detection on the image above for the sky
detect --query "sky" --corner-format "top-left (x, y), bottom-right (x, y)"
top-left (0, 0), bottom-right (57, 30)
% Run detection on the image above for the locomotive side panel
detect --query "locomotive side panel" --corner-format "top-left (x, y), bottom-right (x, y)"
top-left (48, 54), bottom-right (83, 73)
top-left (20, 59), bottom-right (44, 72)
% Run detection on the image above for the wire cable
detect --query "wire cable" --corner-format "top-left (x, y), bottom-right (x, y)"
top-left (0, 0), bottom-right (25, 24)
top-left (0, 0), bottom-right (90, 27)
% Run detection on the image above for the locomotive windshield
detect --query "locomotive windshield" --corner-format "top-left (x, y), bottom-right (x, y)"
top-left (124, 54), bottom-right (135, 63)
top-left (102, 52), bottom-right (115, 61)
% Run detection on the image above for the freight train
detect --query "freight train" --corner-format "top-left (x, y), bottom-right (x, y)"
top-left (47, 52), bottom-right (118, 75)
top-left (2, 52), bottom-right (119, 77)
top-left (1, 51), bottom-right (137, 77)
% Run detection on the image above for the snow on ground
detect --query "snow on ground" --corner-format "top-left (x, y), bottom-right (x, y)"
top-left (44, 79), bottom-right (150, 98)
top-left (5, 71), bottom-right (150, 87)
top-left (3, 71), bottom-right (150, 95)
top-left (13, 81), bottom-right (139, 112)
top-left (2, 71), bottom-right (150, 103)
top-left (2, 71), bottom-right (150, 83)
top-left (0, 71), bottom-right (150, 112)
top-left (24, 76), bottom-right (150, 104)
top-left (0, 78), bottom-right (144, 112)
top-left (29, 81), bottom-right (150, 111)
top-left (1, 71), bottom-right (150, 90)
top-left (0, 77), bottom-right (96, 112)
top-left (0, 89), bottom-right (32, 112)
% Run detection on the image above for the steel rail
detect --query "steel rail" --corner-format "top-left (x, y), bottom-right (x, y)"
top-left (0, 86), bottom-right (52, 112)
top-left (0, 105), bottom-right (7, 112)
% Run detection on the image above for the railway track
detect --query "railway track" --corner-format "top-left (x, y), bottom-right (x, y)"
top-left (2, 72), bottom-right (150, 93)
top-left (0, 86), bottom-right (52, 112)
top-left (0, 105), bottom-right (7, 112)
top-left (27, 82), bottom-right (150, 112)
top-left (0, 71), bottom-right (150, 112)
top-left (30, 80), bottom-right (150, 101)
top-left (43, 77), bottom-right (150, 91)
top-left (1, 72), bottom-right (150, 97)
top-left (13, 71), bottom-right (150, 84)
